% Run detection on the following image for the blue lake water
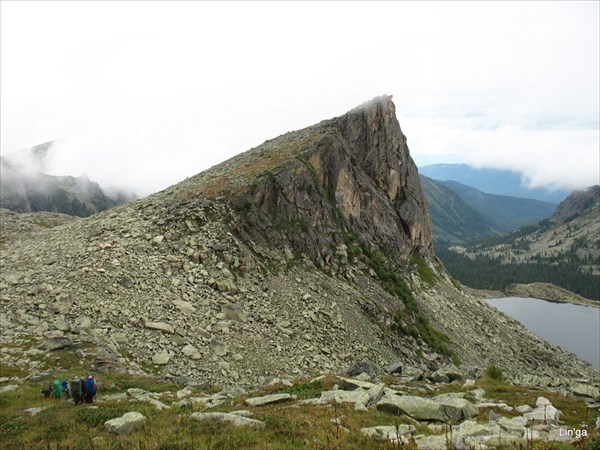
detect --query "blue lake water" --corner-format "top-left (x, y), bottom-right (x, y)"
top-left (486, 297), bottom-right (600, 368)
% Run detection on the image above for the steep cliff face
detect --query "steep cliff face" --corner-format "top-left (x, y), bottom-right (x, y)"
top-left (193, 96), bottom-right (431, 267)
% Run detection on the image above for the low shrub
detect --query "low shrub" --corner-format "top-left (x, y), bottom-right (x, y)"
top-left (485, 364), bottom-right (504, 380)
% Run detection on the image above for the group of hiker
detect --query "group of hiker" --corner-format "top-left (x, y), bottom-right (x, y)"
top-left (42, 374), bottom-right (97, 405)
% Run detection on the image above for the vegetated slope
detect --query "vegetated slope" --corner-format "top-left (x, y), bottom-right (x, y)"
top-left (440, 185), bottom-right (600, 300)
top-left (0, 141), bottom-right (134, 217)
top-left (438, 180), bottom-right (557, 233)
top-left (0, 96), bottom-right (597, 389)
top-left (419, 163), bottom-right (569, 204)
top-left (420, 175), bottom-right (496, 245)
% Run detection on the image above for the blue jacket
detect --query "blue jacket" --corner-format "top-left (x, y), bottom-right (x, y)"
top-left (84, 377), bottom-right (96, 395)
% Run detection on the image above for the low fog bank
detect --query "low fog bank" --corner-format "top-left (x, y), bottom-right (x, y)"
top-left (1, 141), bottom-right (139, 201)
top-left (0, 143), bottom-right (137, 217)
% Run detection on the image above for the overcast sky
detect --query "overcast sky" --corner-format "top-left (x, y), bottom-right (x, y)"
top-left (1, 1), bottom-right (598, 196)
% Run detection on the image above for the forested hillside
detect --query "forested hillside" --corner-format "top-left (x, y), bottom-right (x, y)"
top-left (438, 186), bottom-right (600, 300)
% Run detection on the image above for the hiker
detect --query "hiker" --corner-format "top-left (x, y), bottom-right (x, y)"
top-left (81, 376), bottom-right (87, 404)
top-left (84, 374), bottom-right (97, 404)
top-left (61, 379), bottom-right (70, 400)
top-left (51, 379), bottom-right (62, 399)
top-left (41, 381), bottom-right (52, 399)
top-left (71, 376), bottom-right (83, 405)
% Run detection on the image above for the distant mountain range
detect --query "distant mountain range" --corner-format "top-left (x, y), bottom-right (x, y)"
top-left (436, 180), bottom-right (556, 234)
top-left (420, 176), bottom-right (496, 245)
top-left (437, 186), bottom-right (600, 300)
top-left (0, 141), bottom-right (135, 217)
top-left (421, 176), bottom-right (557, 245)
top-left (419, 163), bottom-right (570, 204)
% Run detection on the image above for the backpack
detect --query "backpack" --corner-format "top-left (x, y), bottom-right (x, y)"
top-left (61, 380), bottom-right (68, 392)
top-left (42, 382), bottom-right (51, 395)
top-left (71, 378), bottom-right (82, 396)
top-left (84, 377), bottom-right (96, 395)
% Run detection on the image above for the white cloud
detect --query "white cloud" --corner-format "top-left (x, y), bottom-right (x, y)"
top-left (403, 117), bottom-right (600, 190)
top-left (1, 1), bottom-right (598, 195)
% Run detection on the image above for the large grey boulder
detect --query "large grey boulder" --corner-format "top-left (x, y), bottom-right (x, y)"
top-left (496, 416), bottom-right (528, 435)
top-left (191, 412), bottom-right (265, 427)
top-left (100, 393), bottom-right (128, 402)
top-left (316, 383), bottom-right (385, 409)
top-left (337, 376), bottom-right (376, 390)
top-left (172, 300), bottom-right (196, 316)
top-left (105, 411), bottom-right (146, 435)
top-left (569, 382), bottom-right (600, 400)
top-left (0, 385), bottom-right (18, 394)
top-left (523, 397), bottom-right (562, 425)
top-left (345, 360), bottom-right (383, 378)
top-left (319, 390), bottom-right (370, 408)
top-left (221, 303), bottom-right (248, 323)
top-left (209, 338), bottom-right (227, 357)
top-left (145, 322), bottom-right (174, 334)
top-left (38, 337), bottom-right (72, 351)
top-left (387, 361), bottom-right (404, 375)
top-left (181, 344), bottom-right (201, 360)
top-left (415, 420), bottom-right (523, 449)
top-left (245, 393), bottom-right (296, 407)
top-left (415, 435), bottom-right (448, 449)
top-left (361, 424), bottom-right (415, 443)
top-left (377, 394), bottom-right (478, 423)
top-left (152, 351), bottom-right (172, 365)
top-left (430, 364), bottom-right (465, 383)
top-left (126, 388), bottom-right (170, 410)
top-left (455, 420), bottom-right (523, 448)
top-left (365, 383), bottom-right (386, 407)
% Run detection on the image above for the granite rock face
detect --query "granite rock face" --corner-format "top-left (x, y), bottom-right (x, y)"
top-left (231, 95), bottom-right (432, 266)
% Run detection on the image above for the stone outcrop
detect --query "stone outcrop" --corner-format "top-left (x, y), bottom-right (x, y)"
top-left (376, 394), bottom-right (478, 423)
top-left (361, 425), bottom-right (415, 444)
top-left (228, 95), bottom-right (432, 266)
top-left (191, 411), bottom-right (265, 428)
top-left (244, 393), bottom-right (296, 407)
top-left (549, 185), bottom-right (599, 225)
top-left (104, 411), bottom-right (147, 435)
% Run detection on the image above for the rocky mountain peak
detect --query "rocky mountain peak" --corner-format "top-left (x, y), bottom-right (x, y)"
top-left (1, 97), bottom-right (597, 390)
top-left (175, 95), bottom-right (431, 268)
top-left (549, 185), bottom-right (599, 225)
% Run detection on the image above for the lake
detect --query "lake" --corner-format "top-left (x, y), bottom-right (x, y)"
top-left (486, 297), bottom-right (600, 368)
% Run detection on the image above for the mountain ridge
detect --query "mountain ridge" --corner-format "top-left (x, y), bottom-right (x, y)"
top-left (420, 176), bottom-right (496, 245)
top-left (419, 163), bottom-right (570, 204)
top-left (441, 185), bottom-right (600, 299)
top-left (0, 141), bottom-right (135, 217)
top-left (0, 96), bottom-right (597, 389)
top-left (438, 180), bottom-right (557, 233)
